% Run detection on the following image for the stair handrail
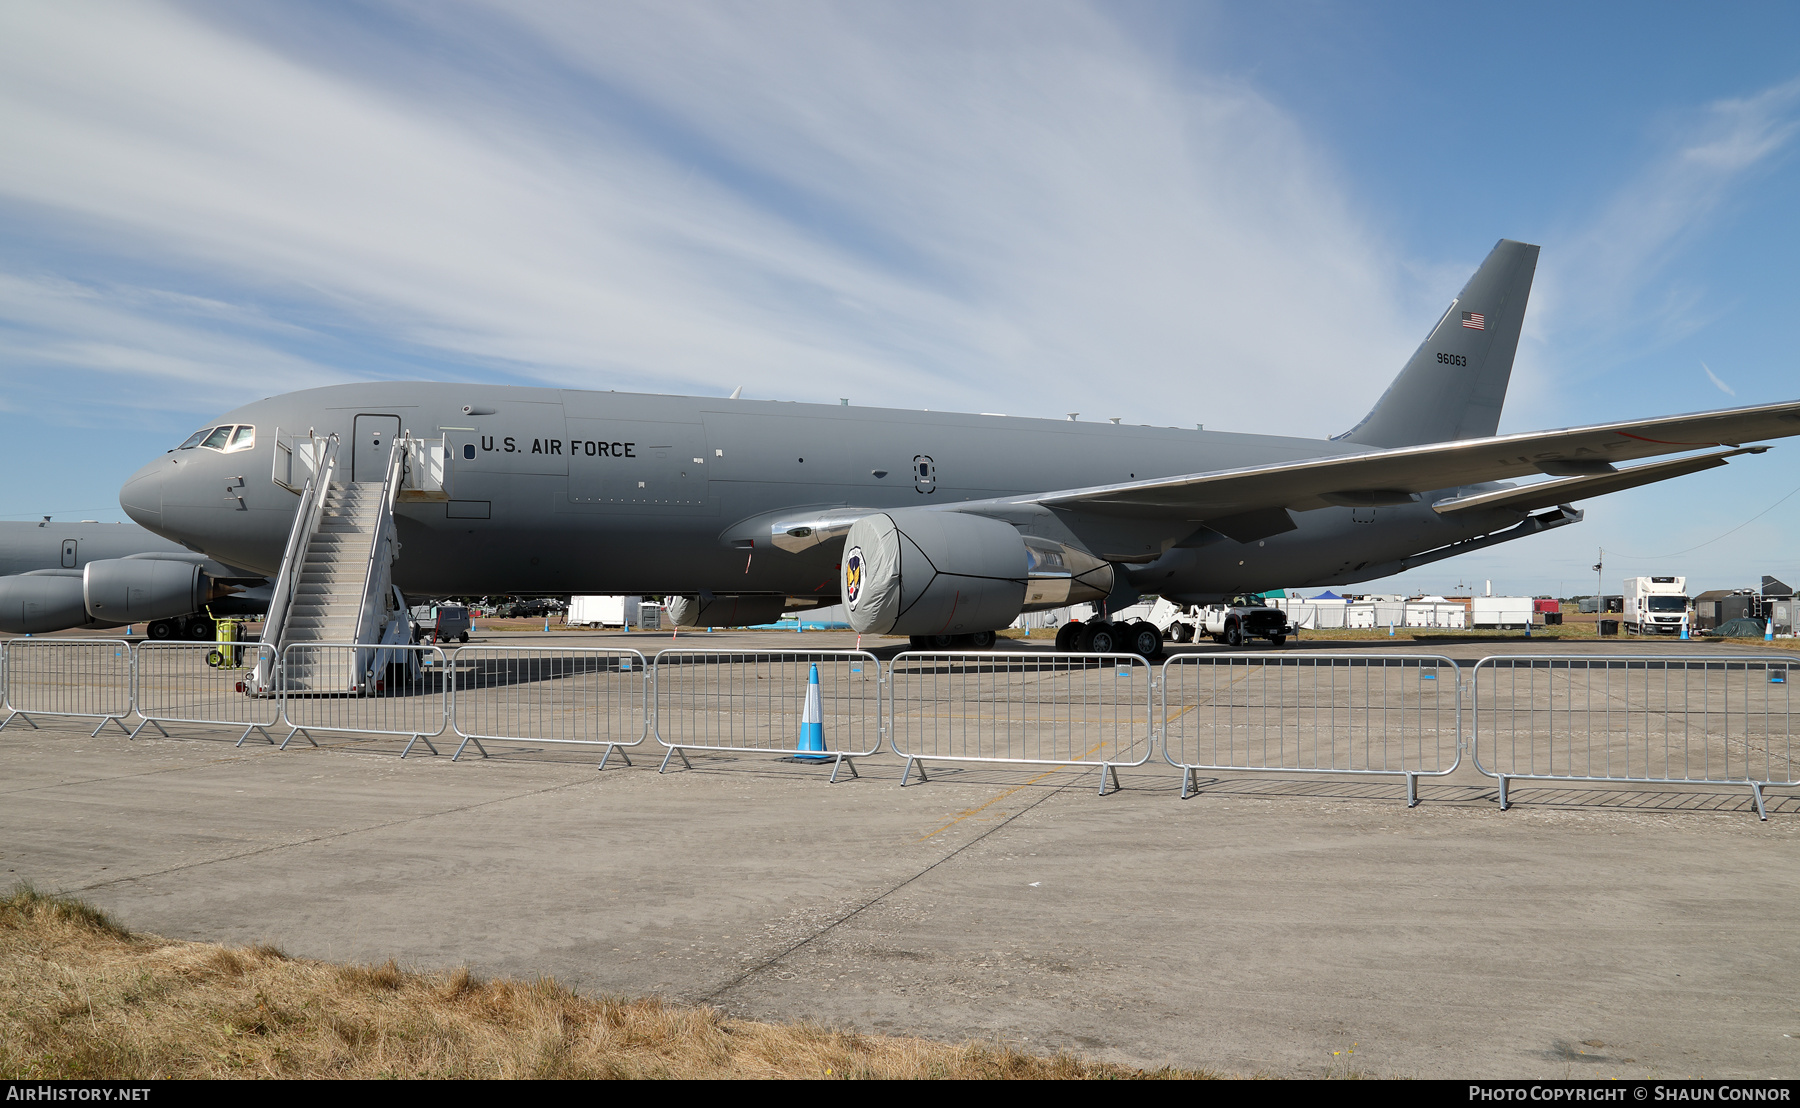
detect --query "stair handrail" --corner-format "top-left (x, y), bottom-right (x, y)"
top-left (352, 436), bottom-right (408, 665)
top-left (253, 432), bottom-right (338, 690)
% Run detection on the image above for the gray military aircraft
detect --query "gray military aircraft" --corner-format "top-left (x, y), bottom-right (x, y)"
top-left (113, 239), bottom-right (1799, 655)
top-left (0, 519), bottom-right (268, 636)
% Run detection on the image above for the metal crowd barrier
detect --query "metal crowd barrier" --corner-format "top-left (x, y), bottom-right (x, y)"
top-left (0, 638), bottom-right (134, 736)
top-left (1471, 655), bottom-right (1798, 820)
top-left (651, 649), bottom-right (882, 781)
top-left (449, 645), bottom-right (649, 767)
top-left (279, 642), bottom-right (450, 756)
top-left (1160, 653), bottom-right (1462, 803)
top-left (885, 652), bottom-right (1154, 793)
top-left (131, 640), bottom-right (281, 745)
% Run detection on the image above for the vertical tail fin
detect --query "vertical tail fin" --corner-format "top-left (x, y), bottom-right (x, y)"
top-left (1339, 238), bottom-right (1539, 448)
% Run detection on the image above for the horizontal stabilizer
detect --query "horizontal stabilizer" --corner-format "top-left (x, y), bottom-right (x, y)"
top-left (1430, 447), bottom-right (1766, 516)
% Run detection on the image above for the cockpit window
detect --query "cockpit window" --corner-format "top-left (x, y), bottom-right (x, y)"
top-left (200, 426), bottom-right (233, 450)
top-left (176, 429), bottom-right (212, 450)
top-left (225, 425), bottom-right (255, 452)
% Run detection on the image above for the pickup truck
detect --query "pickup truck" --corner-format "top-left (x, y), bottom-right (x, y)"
top-left (1197, 596), bottom-right (1293, 647)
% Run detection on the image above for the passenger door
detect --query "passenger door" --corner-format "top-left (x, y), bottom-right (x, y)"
top-left (352, 414), bottom-right (403, 482)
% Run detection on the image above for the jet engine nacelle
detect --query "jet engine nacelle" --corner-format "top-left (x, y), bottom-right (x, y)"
top-left (839, 510), bottom-right (1017, 636)
top-left (83, 558), bottom-right (208, 623)
top-left (666, 594), bottom-right (788, 628)
top-left (842, 510), bottom-right (1117, 636)
top-left (0, 572), bottom-right (103, 634)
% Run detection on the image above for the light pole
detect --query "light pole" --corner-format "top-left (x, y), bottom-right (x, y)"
top-left (1593, 549), bottom-right (1603, 638)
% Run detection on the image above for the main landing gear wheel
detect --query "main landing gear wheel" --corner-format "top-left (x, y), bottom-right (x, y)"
top-left (966, 629), bottom-right (998, 649)
top-left (1128, 621), bottom-right (1164, 658)
top-left (1079, 622), bottom-right (1120, 653)
top-left (1055, 621), bottom-right (1083, 652)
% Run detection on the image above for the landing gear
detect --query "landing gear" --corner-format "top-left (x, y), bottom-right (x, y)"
top-left (1127, 621), bottom-right (1164, 658)
top-left (146, 615), bottom-right (212, 641)
top-left (1055, 621), bottom-right (1083, 652)
top-left (1078, 621), bottom-right (1120, 653)
top-left (966, 629), bottom-right (997, 649)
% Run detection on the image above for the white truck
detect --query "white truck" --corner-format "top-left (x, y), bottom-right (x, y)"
top-left (1622, 576), bottom-right (1689, 635)
top-left (1117, 595), bottom-right (1294, 646)
top-left (565, 595), bottom-right (642, 628)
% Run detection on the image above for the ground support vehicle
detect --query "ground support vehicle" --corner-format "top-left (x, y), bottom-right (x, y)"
top-left (1197, 599), bottom-right (1293, 647)
top-left (411, 603), bottom-right (470, 644)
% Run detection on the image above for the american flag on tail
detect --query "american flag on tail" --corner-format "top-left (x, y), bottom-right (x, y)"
top-left (1461, 311), bottom-right (1485, 330)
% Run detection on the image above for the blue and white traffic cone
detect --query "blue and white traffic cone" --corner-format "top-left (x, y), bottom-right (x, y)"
top-left (1767, 619), bottom-right (1775, 643)
top-left (797, 663), bottom-right (827, 761)
top-left (1680, 614), bottom-right (1690, 641)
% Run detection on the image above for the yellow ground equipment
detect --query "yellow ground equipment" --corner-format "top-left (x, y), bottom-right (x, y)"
top-left (205, 611), bottom-right (246, 669)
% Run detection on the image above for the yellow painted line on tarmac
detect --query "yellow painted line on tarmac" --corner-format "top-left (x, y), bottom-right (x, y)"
top-left (913, 736), bottom-right (1110, 843)
top-left (909, 664), bottom-right (1268, 842)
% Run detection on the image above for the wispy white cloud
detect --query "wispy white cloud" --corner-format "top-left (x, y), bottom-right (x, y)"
top-left (0, 0), bottom-right (1424, 436)
top-left (0, 273), bottom-right (349, 423)
top-left (1522, 78), bottom-right (1800, 395)
top-left (1702, 361), bottom-right (1736, 396)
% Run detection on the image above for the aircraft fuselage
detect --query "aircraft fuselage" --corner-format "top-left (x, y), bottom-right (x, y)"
top-left (119, 383), bottom-right (1528, 605)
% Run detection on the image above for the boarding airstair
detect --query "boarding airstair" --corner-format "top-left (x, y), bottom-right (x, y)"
top-left (252, 431), bottom-right (446, 695)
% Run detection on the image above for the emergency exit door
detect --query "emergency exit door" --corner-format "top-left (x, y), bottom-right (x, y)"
top-left (352, 414), bottom-right (403, 482)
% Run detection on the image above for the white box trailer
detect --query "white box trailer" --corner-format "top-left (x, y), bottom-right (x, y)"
top-left (1404, 601), bottom-right (1467, 629)
top-left (1471, 596), bottom-right (1534, 629)
top-left (566, 595), bottom-right (642, 628)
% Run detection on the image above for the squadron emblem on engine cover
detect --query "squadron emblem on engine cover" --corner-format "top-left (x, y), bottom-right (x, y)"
top-left (843, 546), bottom-right (864, 609)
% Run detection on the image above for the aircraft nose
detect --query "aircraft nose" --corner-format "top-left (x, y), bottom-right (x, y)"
top-left (119, 458), bottom-right (167, 528)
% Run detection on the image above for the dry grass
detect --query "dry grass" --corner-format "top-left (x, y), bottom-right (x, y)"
top-left (0, 884), bottom-right (1207, 1079)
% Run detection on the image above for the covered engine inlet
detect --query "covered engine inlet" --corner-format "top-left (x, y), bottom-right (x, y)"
top-left (841, 509), bottom-right (1112, 637)
top-left (665, 594), bottom-right (788, 628)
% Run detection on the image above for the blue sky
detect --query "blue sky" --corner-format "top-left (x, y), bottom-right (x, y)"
top-left (2, 1), bottom-right (1797, 598)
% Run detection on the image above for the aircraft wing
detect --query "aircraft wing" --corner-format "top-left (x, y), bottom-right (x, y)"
top-left (1427, 446), bottom-right (1764, 517)
top-left (1033, 399), bottom-right (1800, 521)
